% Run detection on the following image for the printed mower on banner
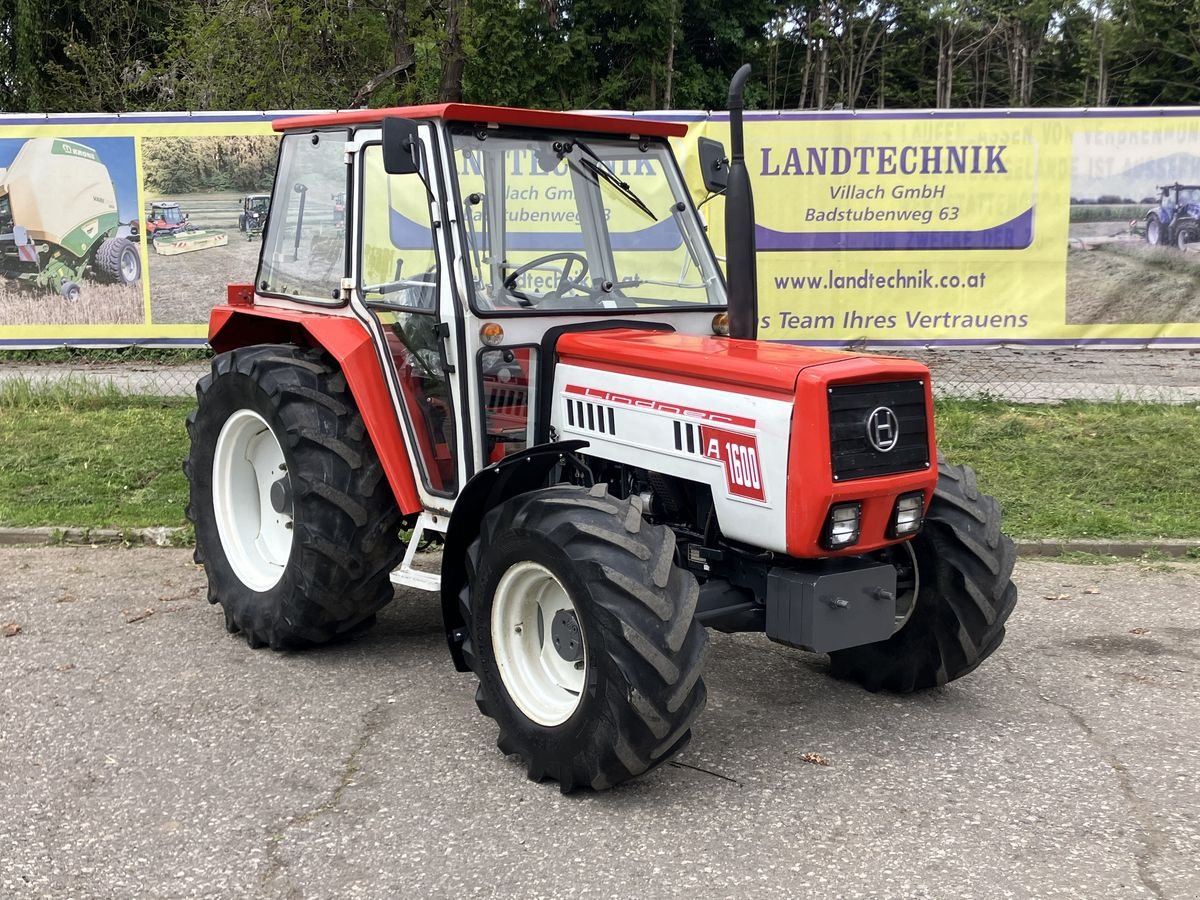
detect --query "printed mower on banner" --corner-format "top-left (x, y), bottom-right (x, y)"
top-left (185, 67), bottom-right (1018, 793)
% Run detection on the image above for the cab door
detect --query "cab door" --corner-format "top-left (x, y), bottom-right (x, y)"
top-left (351, 128), bottom-right (466, 510)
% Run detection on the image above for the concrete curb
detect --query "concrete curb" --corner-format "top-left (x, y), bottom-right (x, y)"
top-left (0, 526), bottom-right (185, 548)
top-left (0, 527), bottom-right (1194, 559)
top-left (1013, 538), bottom-right (1197, 558)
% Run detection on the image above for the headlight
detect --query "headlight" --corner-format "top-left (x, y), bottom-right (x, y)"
top-left (821, 501), bottom-right (862, 550)
top-left (889, 491), bottom-right (925, 537)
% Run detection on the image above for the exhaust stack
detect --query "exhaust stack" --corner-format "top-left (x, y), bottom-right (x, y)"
top-left (725, 64), bottom-right (758, 341)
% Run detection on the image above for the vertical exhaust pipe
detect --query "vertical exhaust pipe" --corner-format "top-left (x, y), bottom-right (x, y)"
top-left (725, 64), bottom-right (758, 341)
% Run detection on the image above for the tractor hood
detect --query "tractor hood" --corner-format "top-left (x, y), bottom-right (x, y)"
top-left (553, 328), bottom-right (911, 397)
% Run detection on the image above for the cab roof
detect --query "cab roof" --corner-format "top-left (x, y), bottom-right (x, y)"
top-left (273, 103), bottom-right (688, 139)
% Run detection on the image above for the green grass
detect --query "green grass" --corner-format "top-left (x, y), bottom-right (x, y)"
top-left (0, 379), bottom-right (191, 528)
top-left (1069, 203), bottom-right (1147, 224)
top-left (0, 383), bottom-right (1197, 541)
top-left (935, 399), bottom-right (1200, 540)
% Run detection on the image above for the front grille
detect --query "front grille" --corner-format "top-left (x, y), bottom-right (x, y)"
top-left (828, 380), bottom-right (929, 481)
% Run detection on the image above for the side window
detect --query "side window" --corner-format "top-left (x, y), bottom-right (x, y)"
top-left (359, 144), bottom-right (438, 309)
top-left (258, 130), bottom-right (348, 302)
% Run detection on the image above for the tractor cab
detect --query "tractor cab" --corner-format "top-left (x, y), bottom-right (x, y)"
top-left (243, 106), bottom-right (731, 511)
top-left (146, 201), bottom-right (188, 235)
top-left (239, 193), bottom-right (270, 236)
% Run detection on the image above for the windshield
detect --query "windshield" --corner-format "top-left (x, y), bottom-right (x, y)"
top-left (447, 128), bottom-right (726, 313)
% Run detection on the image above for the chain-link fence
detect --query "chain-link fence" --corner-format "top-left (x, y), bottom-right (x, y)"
top-left (2, 345), bottom-right (1198, 403)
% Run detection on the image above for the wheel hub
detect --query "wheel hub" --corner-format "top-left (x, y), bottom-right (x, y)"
top-left (551, 609), bottom-right (583, 662)
top-left (269, 475), bottom-right (292, 514)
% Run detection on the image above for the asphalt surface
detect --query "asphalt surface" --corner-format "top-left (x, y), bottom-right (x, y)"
top-left (2, 548), bottom-right (1198, 899)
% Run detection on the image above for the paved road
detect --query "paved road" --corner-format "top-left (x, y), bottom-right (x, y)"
top-left (2, 548), bottom-right (1198, 899)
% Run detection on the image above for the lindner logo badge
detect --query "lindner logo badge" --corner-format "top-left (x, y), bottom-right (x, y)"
top-left (866, 407), bottom-right (900, 452)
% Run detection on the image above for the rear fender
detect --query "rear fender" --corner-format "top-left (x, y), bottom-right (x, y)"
top-left (209, 303), bottom-right (422, 515)
top-left (440, 440), bottom-right (588, 671)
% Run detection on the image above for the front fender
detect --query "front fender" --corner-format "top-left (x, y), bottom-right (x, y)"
top-left (440, 440), bottom-right (588, 671)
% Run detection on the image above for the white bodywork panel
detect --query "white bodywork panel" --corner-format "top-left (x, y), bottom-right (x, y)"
top-left (551, 363), bottom-right (795, 553)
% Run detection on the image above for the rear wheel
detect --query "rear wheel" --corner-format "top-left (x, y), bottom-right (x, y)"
top-left (828, 458), bottom-right (1018, 692)
top-left (461, 484), bottom-right (708, 792)
top-left (95, 237), bottom-right (141, 284)
top-left (185, 344), bottom-right (405, 649)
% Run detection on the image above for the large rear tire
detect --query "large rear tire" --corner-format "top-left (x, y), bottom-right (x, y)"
top-left (828, 458), bottom-right (1018, 692)
top-left (461, 484), bottom-right (708, 792)
top-left (185, 344), bottom-right (405, 649)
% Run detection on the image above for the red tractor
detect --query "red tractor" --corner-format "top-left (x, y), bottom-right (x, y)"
top-left (186, 68), bottom-right (1017, 792)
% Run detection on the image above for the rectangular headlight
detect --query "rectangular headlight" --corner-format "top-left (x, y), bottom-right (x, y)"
top-left (821, 501), bottom-right (862, 550)
top-left (890, 491), bottom-right (925, 537)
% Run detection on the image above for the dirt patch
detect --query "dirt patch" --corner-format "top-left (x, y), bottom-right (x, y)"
top-left (147, 235), bottom-right (262, 325)
top-left (0, 279), bottom-right (144, 327)
top-left (1067, 240), bottom-right (1200, 325)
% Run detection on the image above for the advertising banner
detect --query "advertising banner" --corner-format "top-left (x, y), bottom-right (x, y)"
top-left (688, 109), bottom-right (1200, 347)
top-left (0, 113), bottom-right (279, 348)
top-left (2, 108), bottom-right (1200, 349)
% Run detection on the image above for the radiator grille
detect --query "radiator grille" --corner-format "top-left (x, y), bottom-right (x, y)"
top-left (827, 380), bottom-right (929, 481)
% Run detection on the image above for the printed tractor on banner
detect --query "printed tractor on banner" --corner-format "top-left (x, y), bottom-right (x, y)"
top-left (1142, 183), bottom-right (1200, 250)
top-left (145, 201), bottom-right (229, 256)
top-left (0, 138), bottom-right (141, 301)
top-left (238, 194), bottom-right (270, 240)
top-left (185, 68), bottom-right (1018, 793)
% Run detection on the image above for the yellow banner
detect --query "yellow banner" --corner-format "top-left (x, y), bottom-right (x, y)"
top-left (686, 111), bottom-right (1200, 346)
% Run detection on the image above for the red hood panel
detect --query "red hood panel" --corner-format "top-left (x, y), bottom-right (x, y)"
top-left (555, 330), bottom-right (867, 394)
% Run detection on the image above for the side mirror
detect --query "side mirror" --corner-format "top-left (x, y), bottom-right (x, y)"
top-left (697, 137), bottom-right (729, 193)
top-left (383, 117), bottom-right (421, 175)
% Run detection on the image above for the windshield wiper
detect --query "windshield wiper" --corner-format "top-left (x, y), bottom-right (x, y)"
top-left (572, 139), bottom-right (657, 223)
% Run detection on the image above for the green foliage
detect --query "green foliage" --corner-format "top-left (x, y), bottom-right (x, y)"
top-left (2, 2), bottom-right (1200, 123)
top-left (142, 136), bottom-right (278, 194)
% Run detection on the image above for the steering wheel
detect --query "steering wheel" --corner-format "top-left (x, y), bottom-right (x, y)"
top-left (502, 252), bottom-right (590, 305)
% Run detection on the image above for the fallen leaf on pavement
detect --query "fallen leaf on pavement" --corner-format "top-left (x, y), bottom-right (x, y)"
top-left (800, 752), bottom-right (830, 766)
top-left (2, 623), bottom-right (21, 637)
top-left (125, 608), bottom-right (156, 624)
top-left (1129, 627), bottom-right (1149, 635)
top-left (1044, 593), bottom-right (1072, 601)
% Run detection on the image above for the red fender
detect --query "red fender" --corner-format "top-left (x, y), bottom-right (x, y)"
top-left (209, 300), bottom-right (423, 516)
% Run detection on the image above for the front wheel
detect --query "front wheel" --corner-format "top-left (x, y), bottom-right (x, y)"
top-left (1146, 216), bottom-right (1164, 246)
top-left (1178, 228), bottom-right (1197, 251)
top-left (185, 344), bottom-right (406, 649)
top-left (462, 484), bottom-right (708, 792)
top-left (828, 458), bottom-right (1018, 692)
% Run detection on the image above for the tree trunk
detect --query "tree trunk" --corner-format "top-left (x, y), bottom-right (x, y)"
top-left (437, 0), bottom-right (466, 102)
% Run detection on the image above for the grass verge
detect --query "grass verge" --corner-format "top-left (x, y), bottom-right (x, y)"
top-left (935, 398), bottom-right (1200, 540)
top-left (0, 379), bottom-right (191, 529)
top-left (0, 383), bottom-right (1196, 541)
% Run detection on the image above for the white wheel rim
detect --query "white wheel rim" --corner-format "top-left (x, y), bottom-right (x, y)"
top-left (491, 561), bottom-right (586, 727)
top-left (121, 247), bottom-right (139, 281)
top-left (212, 409), bottom-right (292, 592)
